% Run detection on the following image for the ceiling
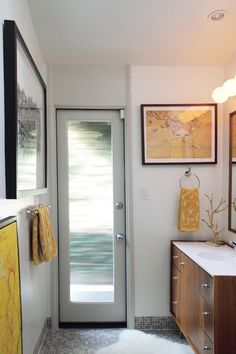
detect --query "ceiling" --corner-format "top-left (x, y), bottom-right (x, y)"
top-left (27, 0), bottom-right (236, 66)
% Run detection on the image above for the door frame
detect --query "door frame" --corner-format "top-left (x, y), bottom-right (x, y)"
top-left (50, 105), bottom-right (135, 328)
top-left (57, 108), bottom-right (126, 325)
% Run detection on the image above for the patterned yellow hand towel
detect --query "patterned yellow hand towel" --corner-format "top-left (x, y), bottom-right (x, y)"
top-left (178, 188), bottom-right (200, 232)
top-left (32, 216), bottom-right (44, 265)
top-left (32, 206), bottom-right (57, 265)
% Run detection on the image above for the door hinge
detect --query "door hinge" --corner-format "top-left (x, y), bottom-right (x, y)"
top-left (120, 109), bottom-right (125, 119)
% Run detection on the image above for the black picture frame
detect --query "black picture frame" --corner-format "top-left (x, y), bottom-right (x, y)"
top-left (141, 103), bottom-right (217, 165)
top-left (3, 20), bottom-right (47, 199)
top-left (228, 110), bottom-right (236, 233)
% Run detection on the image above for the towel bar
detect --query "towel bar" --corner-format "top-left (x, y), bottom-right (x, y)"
top-left (26, 204), bottom-right (51, 216)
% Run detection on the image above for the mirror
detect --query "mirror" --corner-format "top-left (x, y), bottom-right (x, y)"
top-left (229, 111), bottom-right (236, 232)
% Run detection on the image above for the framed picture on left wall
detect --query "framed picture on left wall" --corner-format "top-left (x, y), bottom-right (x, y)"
top-left (3, 20), bottom-right (47, 199)
top-left (0, 216), bottom-right (23, 354)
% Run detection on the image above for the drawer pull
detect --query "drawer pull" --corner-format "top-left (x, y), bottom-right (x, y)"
top-left (179, 262), bottom-right (186, 266)
top-left (172, 301), bottom-right (178, 304)
top-left (202, 346), bottom-right (211, 350)
top-left (201, 283), bottom-right (211, 288)
top-left (202, 311), bottom-right (211, 316)
top-left (172, 276), bottom-right (178, 280)
top-left (173, 255), bottom-right (179, 259)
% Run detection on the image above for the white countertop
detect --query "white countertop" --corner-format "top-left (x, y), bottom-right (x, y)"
top-left (173, 241), bottom-right (236, 277)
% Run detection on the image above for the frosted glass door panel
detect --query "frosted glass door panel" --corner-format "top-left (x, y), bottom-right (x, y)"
top-left (68, 121), bottom-right (114, 303)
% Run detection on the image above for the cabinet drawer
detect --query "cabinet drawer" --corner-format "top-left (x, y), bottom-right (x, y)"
top-left (172, 246), bottom-right (182, 271)
top-left (199, 295), bottom-right (214, 343)
top-left (200, 269), bottom-right (213, 305)
top-left (199, 330), bottom-right (214, 354)
top-left (171, 266), bottom-right (180, 318)
top-left (171, 266), bottom-right (179, 295)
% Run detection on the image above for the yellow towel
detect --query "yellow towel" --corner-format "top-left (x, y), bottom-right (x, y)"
top-left (32, 206), bottom-right (57, 265)
top-left (178, 188), bottom-right (200, 232)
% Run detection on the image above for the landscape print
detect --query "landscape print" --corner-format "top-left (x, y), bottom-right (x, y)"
top-left (142, 105), bottom-right (216, 164)
top-left (17, 84), bottom-right (40, 191)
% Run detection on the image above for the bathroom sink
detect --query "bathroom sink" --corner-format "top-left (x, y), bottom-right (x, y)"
top-left (197, 252), bottom-right (228, 261)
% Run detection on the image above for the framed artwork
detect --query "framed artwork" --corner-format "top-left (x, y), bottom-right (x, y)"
top-left (4, 20), bottom-right (47, 199)
top-left (141, 104), bottom-right (217, 165)
top-left (228, 111), bottom-right (236, 232)
top-left (230, 111), bottom-right (236, 163)
top-left (0, 216), bottom-right (23, 354)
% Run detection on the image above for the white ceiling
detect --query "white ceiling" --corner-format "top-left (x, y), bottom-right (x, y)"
top-left (27, 0), bottom-right (236, 66)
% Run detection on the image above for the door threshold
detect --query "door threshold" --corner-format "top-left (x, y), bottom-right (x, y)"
top-left (59, 322), bottom-right (127, 329)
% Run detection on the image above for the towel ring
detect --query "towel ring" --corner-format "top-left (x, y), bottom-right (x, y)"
top-left (179, 168), bottom-right (200, 189)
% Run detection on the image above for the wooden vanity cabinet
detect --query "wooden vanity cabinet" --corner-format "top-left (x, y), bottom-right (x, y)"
top-left (171, 242), bottom-right (236, 354)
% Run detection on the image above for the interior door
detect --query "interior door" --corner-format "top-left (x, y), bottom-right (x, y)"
top-left (57, 109), bottom-right (126, 325)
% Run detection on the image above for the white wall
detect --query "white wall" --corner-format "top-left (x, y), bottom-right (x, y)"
top-left (52, 65), bottom-right (126, 107)
top-left (130, 66), bottom-right (224, 316)
top-left (0, 1), bottom-right (51, 353)
top-left (222, 51), bottom-right (236, 241)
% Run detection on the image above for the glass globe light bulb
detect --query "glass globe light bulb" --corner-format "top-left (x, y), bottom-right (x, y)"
top-left (223, 79), bottom-right (236, 97)
top-left (212, 86), bottom-right (228, 103)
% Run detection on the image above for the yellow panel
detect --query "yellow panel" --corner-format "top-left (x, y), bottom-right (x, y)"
top-left (0, 221), bottom-right (22, 354)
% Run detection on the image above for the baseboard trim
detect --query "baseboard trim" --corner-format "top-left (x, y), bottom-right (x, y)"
top-left (59, 321), bottom-right (127, 329)
top-left (33, 317), bottom-right (51, 354)
top-left (135, 316), bottom-right (178, 330)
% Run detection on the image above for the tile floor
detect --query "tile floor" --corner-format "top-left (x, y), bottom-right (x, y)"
top-left (39, 328), bottom-right (187, 354)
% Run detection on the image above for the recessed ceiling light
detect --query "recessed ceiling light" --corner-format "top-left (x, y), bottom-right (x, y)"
top-left (207, 10), bottom-right (226, 22)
